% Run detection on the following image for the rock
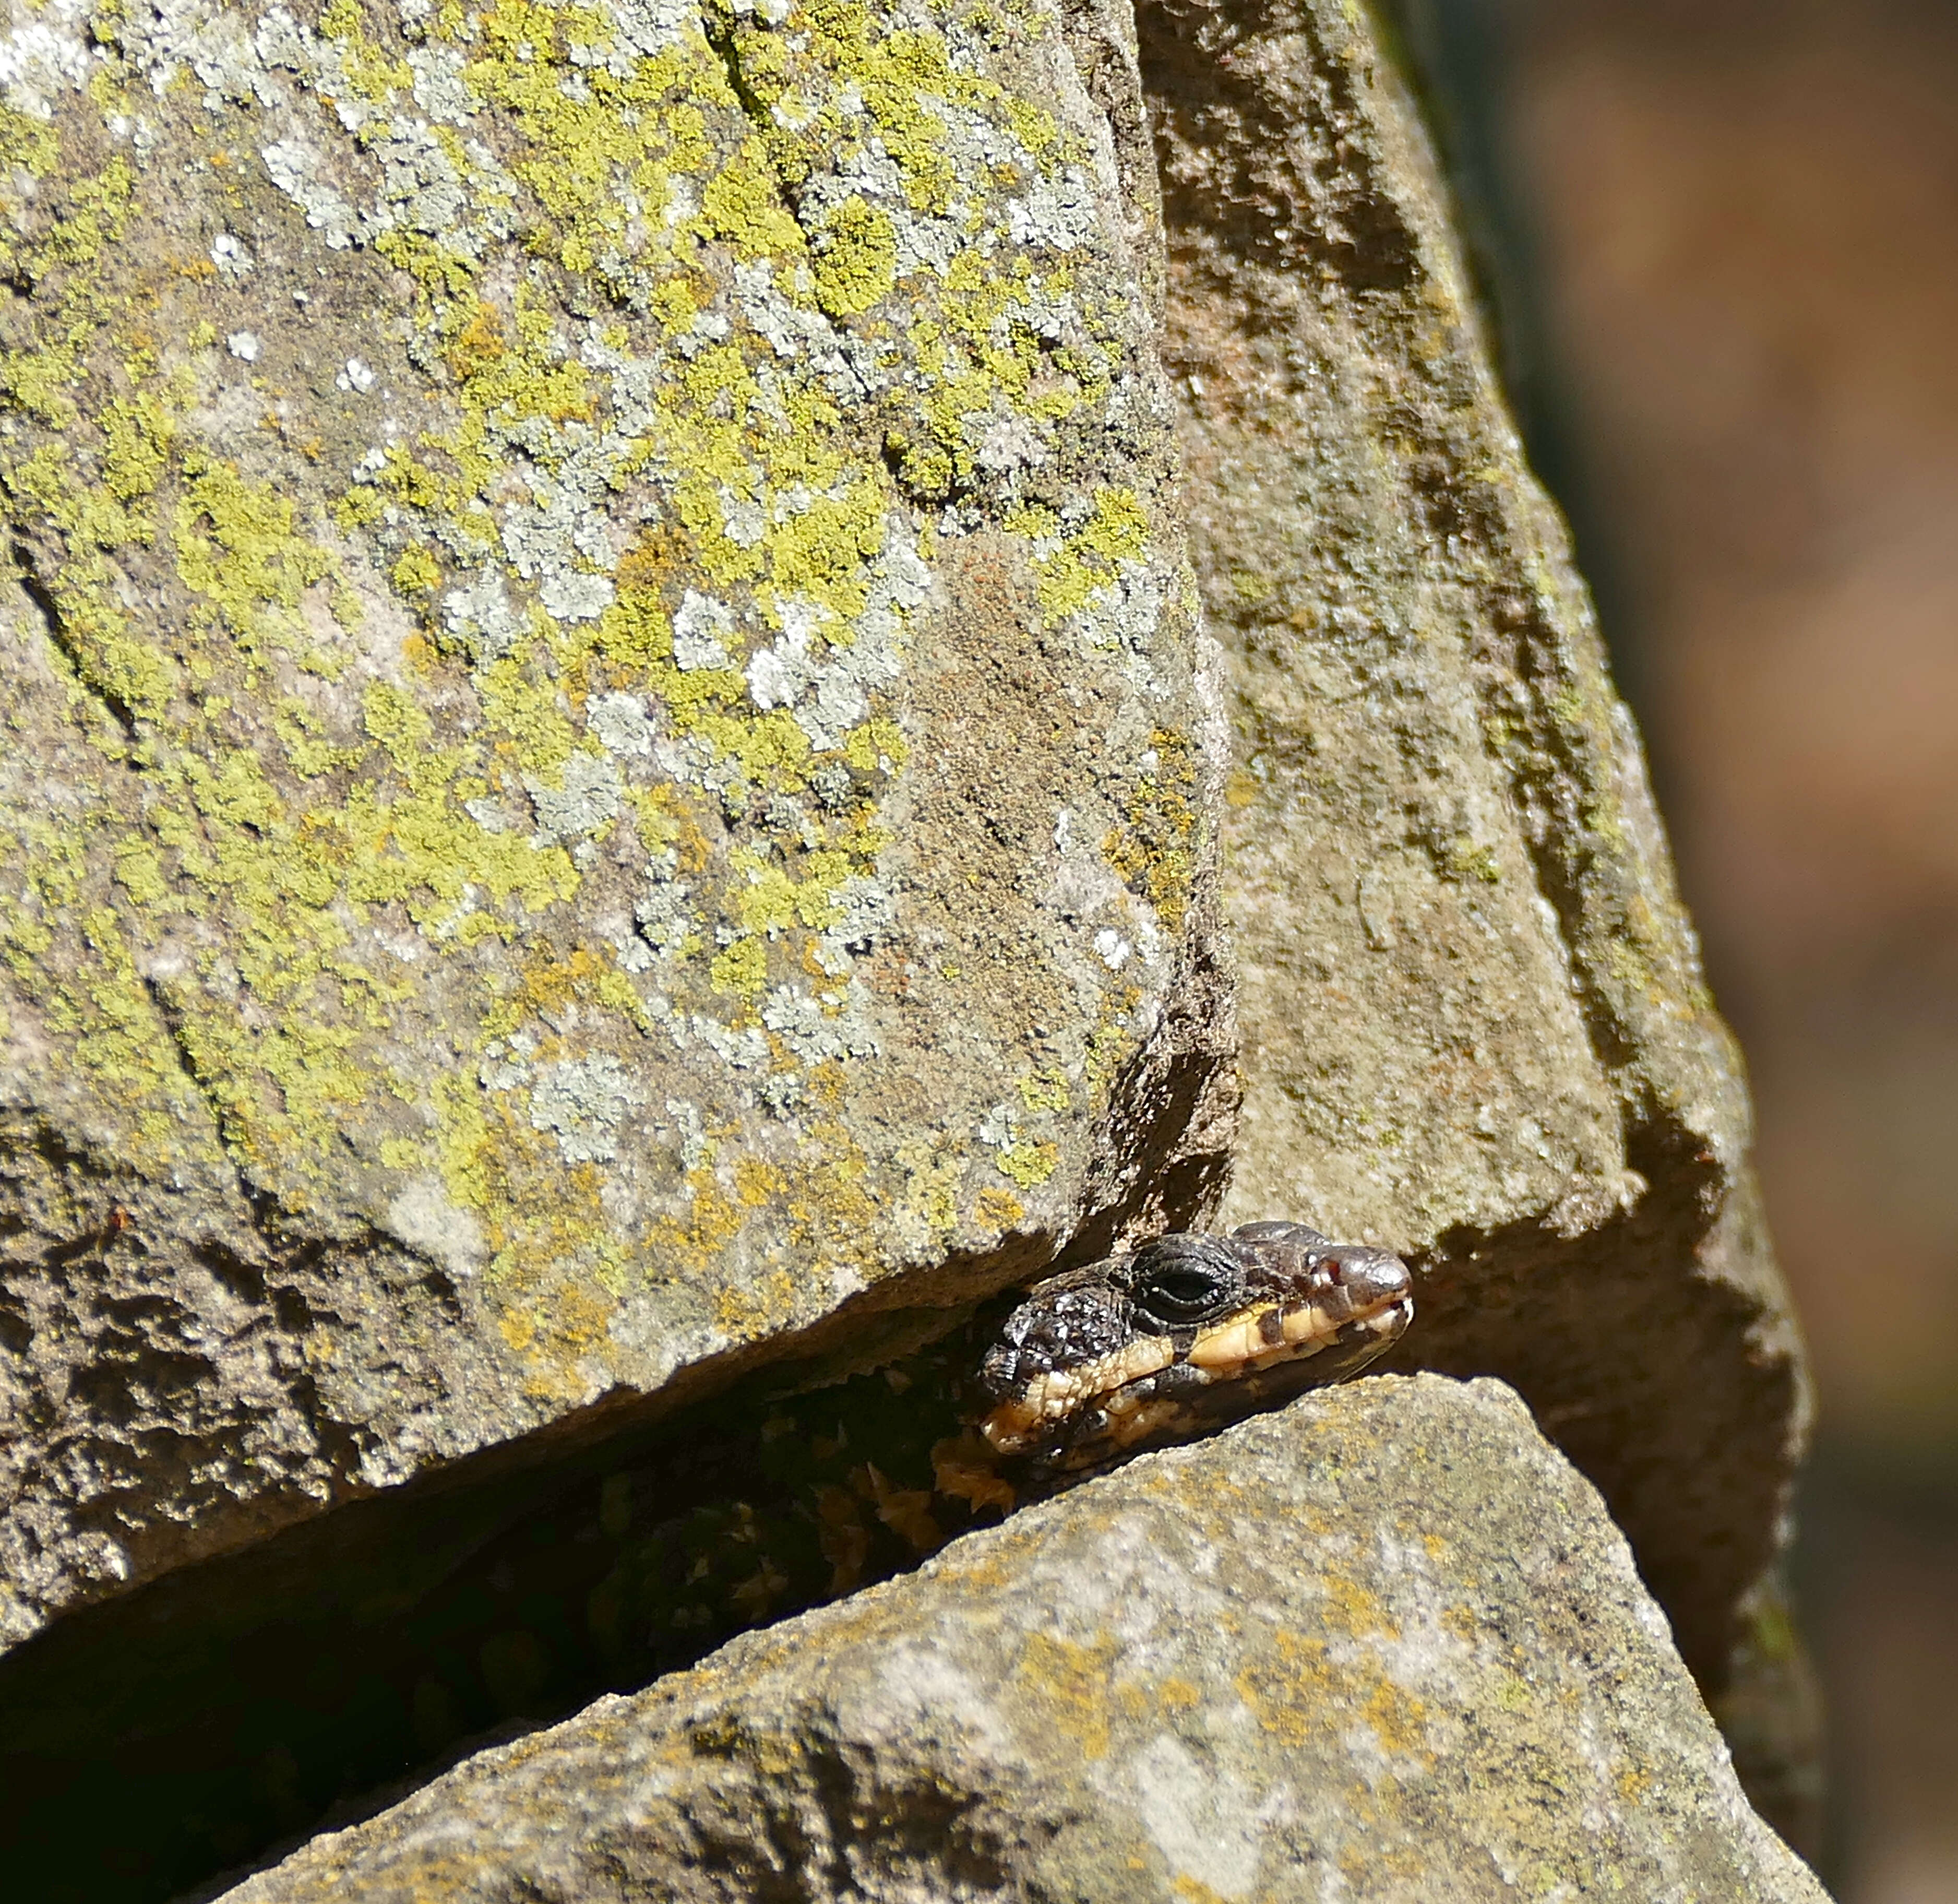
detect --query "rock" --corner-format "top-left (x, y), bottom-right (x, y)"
top-left (0, 0), bottom-right (1234, 1645)
top-left (213, 1375), bottom-right (1827, 1904)
top-left (0, 0), bottom-right (1819, 1889)
top-left (1140, 0), bottom-right (1809, 1688)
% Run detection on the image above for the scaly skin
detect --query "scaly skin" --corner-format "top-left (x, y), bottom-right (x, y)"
top-left (955, 1220), bottom-right (1413, 1490)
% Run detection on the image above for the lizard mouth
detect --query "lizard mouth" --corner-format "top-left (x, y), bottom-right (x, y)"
top-left (971, 1224), bottom-right (1413, 1468)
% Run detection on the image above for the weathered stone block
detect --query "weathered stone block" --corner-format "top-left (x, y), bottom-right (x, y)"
top-left (1142, 0), bottom-right (1809, 1687)
top-left (0, 0), bottom-right (1232, 1645)
top-left (215, 1376), bottom-right (1829, 1904)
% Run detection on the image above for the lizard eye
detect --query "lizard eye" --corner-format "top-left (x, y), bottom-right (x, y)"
top-left (1123, 1237), bottom-right (1246, 1332)
top-left (1133, 1263), bottom-right (1231, 1320)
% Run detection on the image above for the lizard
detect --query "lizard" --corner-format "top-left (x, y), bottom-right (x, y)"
top-left (933, 1220), bottom-right (1414, 1504)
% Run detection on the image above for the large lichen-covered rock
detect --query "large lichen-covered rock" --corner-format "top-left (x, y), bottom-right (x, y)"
top-left (0, 0), bottom-right (1233, 1644)
top-left (1139, 0), bottom-right (1810, 1689)
top-left (213, 1376), bottom-right (1829, 1904)
top-left (0, 0), bottom-right (1816, 1882)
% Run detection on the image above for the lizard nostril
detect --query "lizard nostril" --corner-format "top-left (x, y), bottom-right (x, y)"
top-left (1323, 1256), bottom-right (1344, 1284)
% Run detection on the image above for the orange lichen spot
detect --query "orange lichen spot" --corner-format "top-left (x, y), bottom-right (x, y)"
top-left (1171, 1877), bottom-right (1235, 1904)
top-left (1014, 1632), bottom-right (1118, 1759)
top-left (1359, 1679), bottom-right (1429, 1755)
top-left (732, 1154), bottom-right (782, 1208)
top-left (973, 1186), bottom-right (1024, 1230)
top-left (1321, 1572), bottom-right (1398, 1640)
top-left (445, 300), bottom-right (509, 384)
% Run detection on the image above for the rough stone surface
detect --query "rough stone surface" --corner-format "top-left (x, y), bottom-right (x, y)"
top-left (0, 0), bottom-right (1819, 1879)
top-left (0, 0), bottom-right (1236, 1646)
top-left (1140, 0), bottom-right (1809, 1686)
top-left (214, 1375), bottom-right (1829, 1904)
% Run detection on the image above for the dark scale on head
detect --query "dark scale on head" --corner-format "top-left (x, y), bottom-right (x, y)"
top-left (966, 1219), bottom-right (1415, 1484)
top-left (977, 1274), bottom-right (1130, 1405)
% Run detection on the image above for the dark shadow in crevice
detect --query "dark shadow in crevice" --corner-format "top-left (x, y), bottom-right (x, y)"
top-left (1381, 1115), bottom-right (1802, 1694)
top-left (0, 1112), bottom-right (1784, 1901)
top-left (0, 1296), bottom-right (1016, 1904)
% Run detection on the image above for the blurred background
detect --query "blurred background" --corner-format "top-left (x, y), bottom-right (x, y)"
top-left (1384, 0), bottom-right (1958, 1895)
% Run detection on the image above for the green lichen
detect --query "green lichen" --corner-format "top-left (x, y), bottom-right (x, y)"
top-left (175, 452), bottom-right (342, 660)
top-left (1017, 1068), bottom-right (1070, 1114)
top-left (1102, 726), bottom-right (1198, 931)
top-left (998, 1140), bottom-right (1059, 1188)
top-left (1009, 486), bottom-right (1149, 625)
top-left (0, 0), bottom-right (1181, 1400)
top-left (809, 195), bottom-right (898, 317)
top-left (1444, 839), bottom-right (1501, 885)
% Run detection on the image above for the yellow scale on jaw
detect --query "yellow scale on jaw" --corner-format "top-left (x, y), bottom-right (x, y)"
top-left (962, 1221), bottom-right (1416, 1477)
top-left (980, 1299), bottom-right (1342, 1455)
top-left (1186, 1300), bottom-right (1341, 1372)
top-left (979, 1338), bottom-right (1175, 1450)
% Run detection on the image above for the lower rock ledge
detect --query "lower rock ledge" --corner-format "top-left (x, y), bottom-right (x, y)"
top-left (210, 1374), bottom-right (1829, 1903)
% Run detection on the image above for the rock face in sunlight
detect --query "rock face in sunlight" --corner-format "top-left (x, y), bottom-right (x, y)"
top-left (217, 1379), bottom-right (1828, 1904)
top-left (0, 0), bottom-right (1234, 1647)
top-left (1142, 0), bottom-right (1808, 1699)
top-left (0, 0), bottom-right (1812, 1892)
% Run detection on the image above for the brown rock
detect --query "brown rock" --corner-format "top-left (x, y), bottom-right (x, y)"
top-left (213, 1377), bottom-right (1829, 1904)
top-left (1141, 0), bottom-right (1809, 1688)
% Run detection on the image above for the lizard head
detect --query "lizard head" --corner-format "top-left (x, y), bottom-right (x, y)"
top-left (970, 1221), bottom-right (1413, 1479)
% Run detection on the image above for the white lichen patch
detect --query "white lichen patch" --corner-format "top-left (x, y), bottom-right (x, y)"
top-left (0, 0), bottom-right (98, 116)
top-left (523, 752), bottom-right (620, 842)
top-left (0, 0), bottom-right (1207, 1422)
top-left (528, 1054), bottom-right (646, 1163)
top-left (384, 1175), bottom-right (490, 1279)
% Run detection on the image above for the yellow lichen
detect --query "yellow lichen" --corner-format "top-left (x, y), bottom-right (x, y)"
top-left (1102, 725), bottom-right (1198, 931)
top-left (0, 0), bottom-right (1178, 1400)
top-left (809, 195), bottom-right (898, 317)
top-left (997, 1140), bottom-right (1058, 1188)
top-left (1014, 1632), bottom-right (1118, 1759)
